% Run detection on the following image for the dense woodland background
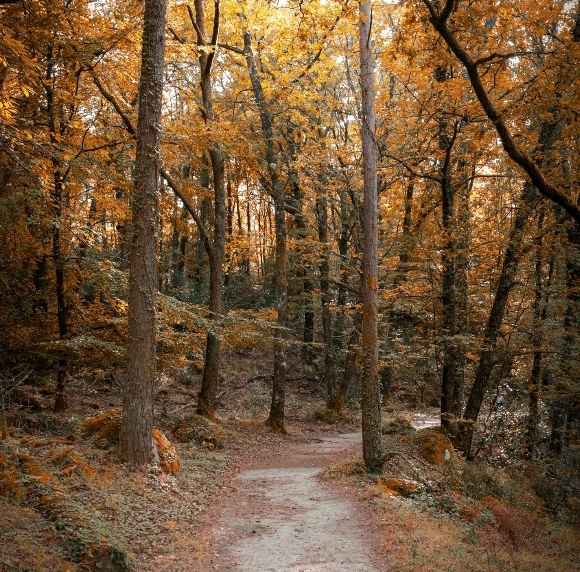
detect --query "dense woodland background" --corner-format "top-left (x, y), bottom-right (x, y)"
top-left (0, 0), bottom-right (579, 569)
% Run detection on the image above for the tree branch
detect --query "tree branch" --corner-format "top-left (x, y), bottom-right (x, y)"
top-left (205, 0), bottom-right (220, 78)
top-left (187, 3), bottom-right (206, 45)
top-left (218, 42), bottom-right (244, 55)
top-left (89, 69), bottom-right (213, 251)
top-left (422, 0), bottom-right (580, 224)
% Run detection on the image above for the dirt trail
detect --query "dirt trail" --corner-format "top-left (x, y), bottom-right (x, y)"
top-left (208, 431), bottom-right (378, 571)
top-left (206, 415), bottom-right (438, 571)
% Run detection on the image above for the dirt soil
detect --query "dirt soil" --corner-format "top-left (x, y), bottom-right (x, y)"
top-left (203, 431), bottom-right (385, 571)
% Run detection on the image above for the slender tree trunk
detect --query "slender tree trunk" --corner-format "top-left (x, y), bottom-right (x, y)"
top-left (193, 180), bottom-right (210, 295)
top-left (46, 48), bottom-right (68, 413)
top-left (52, 167), bottom-right (68, 412)
top-left (317, 187), bottom-right (337, 410)
top-left (245, 188), bottom-right (252, 274)
top-left (439, 162), bottom-right (461, 433)
top-left (527, 210), bottom-right (549, 458)
top-left (332, 186), bottom-right (354, 411)
top-left (454, 174), bottom-right (470, 416)
top-left (359, 0), bottom-right (383, 472)
top-left (120, 0), bottom-right (167, 467)
top-left (170, 198), bottom-right (180, 285)
top-left (224, 170), bottom-right (233, 285)
top-left (198, 154), bottom-right (225, 419)
top-left (194, 0), bottom-right (226, 419)
top-left (243, 31), bottom-right (288, 432)
top-left (394, 181), bottom-right (414, 286)
top-left (287, 135), bottom-right (315, 373)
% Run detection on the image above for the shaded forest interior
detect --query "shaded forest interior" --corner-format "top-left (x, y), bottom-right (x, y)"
top-left (0, 0), bottom-right (579, 570)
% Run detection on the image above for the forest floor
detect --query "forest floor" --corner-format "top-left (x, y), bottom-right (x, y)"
top-left (0, 348), bottom-right (366, 572)
top-left (1, 347), bottom-right (579, 571)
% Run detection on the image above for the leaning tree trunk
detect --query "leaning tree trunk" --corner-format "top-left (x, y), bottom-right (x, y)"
top-left (458, 114), bottom-right (562, 456)
top-left (359, 0), bottom-right (384, 473)
top-left (120, 0), bottom-right (167, 467)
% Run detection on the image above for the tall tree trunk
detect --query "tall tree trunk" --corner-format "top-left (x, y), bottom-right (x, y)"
top-left (193, 171), bottom-right (210, 296)
top-left (287, 135), bottom-right (315, 374)
top-left (334, 186), bottom-right (352, 410)
top-left (170, 198), bottom-right (180, 288)
top-left (194, 0), bottom-right (226, 419)
top-left (359, 0), bottom-right (384, 472)
top-left (52, 167), bottom-right (68, 412)
top-left (527, 210), bottom-right (549, 458)
top-left (454, 173), bottom-right (471, 417)
top-left (439, 152), bottom-right (461, 433)
top-left (198, 150), bottom-right (225, 418)
top-left (243, 31), bottom-right (288, 432)
top-left (224, 170), bottom-right (233, 286)
top-left (119, 0), bottom-right (167, 467)
top-left (394, 181), bottom-right (415, 286)
top-left (45, 47), bottom-right (68, 413)
top-left (317, 186), bottom-right (337, 410)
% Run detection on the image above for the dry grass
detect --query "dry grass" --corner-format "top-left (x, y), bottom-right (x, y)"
top-left (324, 419), bottom-right (580, 572)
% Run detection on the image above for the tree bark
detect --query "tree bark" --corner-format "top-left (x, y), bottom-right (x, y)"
top-left (359, 0), bottom-right (384, 473)
top-left (120, 0), bottom-right (167, 467)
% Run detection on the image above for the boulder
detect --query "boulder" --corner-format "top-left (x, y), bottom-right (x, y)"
top-left (81, 408), bottom-right (121, 448)
top-left (382, 415), bottom-right (416, 435)
top-left (414, 427), bottom-right (453, 465)
top-left (173, 414), bottom-right (225, 449)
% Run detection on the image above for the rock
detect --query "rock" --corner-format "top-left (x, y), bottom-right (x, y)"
top-left (382, 415), bottom-right (416, 435)
top-left (81, 408), bottom-right (121, 448)
top-left (377, 477), bottom-right (419, 497)
top-left (414, 427), bottom-right (454, 465)
top-left (173, 414), bottom-right (225, 449)
top-left (152, 429), bottom-right (181, 475)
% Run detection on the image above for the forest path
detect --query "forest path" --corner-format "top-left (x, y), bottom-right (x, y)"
top-left (205, 415), bottom-right (438, 571)
top-left (208, 430), bottom-right (382, 571)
